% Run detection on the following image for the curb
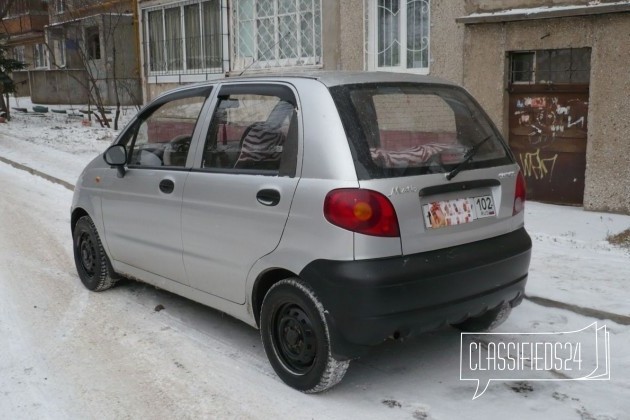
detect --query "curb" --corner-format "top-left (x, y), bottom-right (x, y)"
top-left (525, 295), bottom-right (630, 326)
top-left (0, 155), bottom-right (75, 191)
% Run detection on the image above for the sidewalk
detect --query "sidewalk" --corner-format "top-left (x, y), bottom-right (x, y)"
top-left (0, 131), bottom-right (90, 188)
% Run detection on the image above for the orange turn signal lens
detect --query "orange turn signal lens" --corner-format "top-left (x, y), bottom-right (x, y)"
top-left (353, 201), bottom-right (373, 221)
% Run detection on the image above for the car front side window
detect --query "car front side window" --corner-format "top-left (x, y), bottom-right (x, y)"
top-left (120, 93), bottom-right (208, 168)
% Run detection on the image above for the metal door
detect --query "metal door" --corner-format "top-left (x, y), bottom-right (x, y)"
top-left (508, 85), bottom-right (589, 205)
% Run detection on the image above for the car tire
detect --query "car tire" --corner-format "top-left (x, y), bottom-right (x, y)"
top-left (452, 303), bottom-right (512, 332)
top-left (73, 215), bottom-right (118, 292)
top-left (260, 278), bottom-right (349, 393)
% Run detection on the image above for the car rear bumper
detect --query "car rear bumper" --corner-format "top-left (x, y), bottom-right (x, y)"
top-left (299, 227), bottom-right (532, 360)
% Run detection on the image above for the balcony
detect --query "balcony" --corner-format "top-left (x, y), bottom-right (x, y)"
top-left (0, 14), bottom-right (49, 38)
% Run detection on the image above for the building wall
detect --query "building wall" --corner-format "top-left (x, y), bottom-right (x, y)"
top-left (27, 13), bottom-right (141, 106)
top-left (49, 0), bottom-right (134, 25)
top-left (465, 0), bottom-right (623, 13)
top-left (354, 0), bottom-right (465, 84)
top-left (339, 0), bottom-right (364, 71)
top-left (28, 69), bottom-right (90, 104)
top-left (462, 13), bottom-right (630, 213)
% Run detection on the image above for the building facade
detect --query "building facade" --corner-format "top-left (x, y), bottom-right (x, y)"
top-left (5, 1), bottom-right (626, 212)
top-left (0, 0), bottom-right (50, 96)
top-left (21, 0), bottom-right (142, 106)
top-left (458, 0), bottom-right (630, 213)
top-left (137, 1), bottom-right (466, 96)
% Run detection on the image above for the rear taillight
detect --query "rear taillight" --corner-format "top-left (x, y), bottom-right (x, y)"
top-left (513, 171), bottom-right (526, 215)
top-left (324, 189), bottom-right (400, 237)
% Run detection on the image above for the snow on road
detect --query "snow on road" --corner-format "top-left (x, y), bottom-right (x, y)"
top-left (1, 101), bottom-right (630, 419)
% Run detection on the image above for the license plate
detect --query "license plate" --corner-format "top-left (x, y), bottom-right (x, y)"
top-left (423, 196), bottom-right (495, 229)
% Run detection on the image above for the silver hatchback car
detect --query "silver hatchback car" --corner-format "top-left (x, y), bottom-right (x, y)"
top-left (72, 72), bottom-right (531, 393)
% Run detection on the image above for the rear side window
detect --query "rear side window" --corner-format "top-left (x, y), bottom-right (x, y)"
top-left (330, 83), bottom-right (512, 179)
top-left (201, 84), bottom-right (298, 176)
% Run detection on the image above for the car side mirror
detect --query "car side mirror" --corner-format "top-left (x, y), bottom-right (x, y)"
top-left (104, 144), bottom-right (127, 178)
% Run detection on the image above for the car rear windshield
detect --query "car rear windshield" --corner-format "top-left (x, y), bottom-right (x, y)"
top-left (329, 83), bottom-right (513, 180)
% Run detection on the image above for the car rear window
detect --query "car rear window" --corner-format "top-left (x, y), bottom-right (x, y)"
top-left (329, 83), bottom-right (513, 179)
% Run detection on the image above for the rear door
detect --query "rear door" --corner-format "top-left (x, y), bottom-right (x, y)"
top-left (330, 83), bottom-right (519, 256)
top-left (101, 87), bottom-right (212, 283)
top-left (181, 83), bottom-right (301, 304)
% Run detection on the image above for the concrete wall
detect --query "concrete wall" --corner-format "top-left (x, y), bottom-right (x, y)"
top-left (29, 69), bottom-right (141, 106)
top-left (29, 70), bottom-right (90, 104)
top-left (462, 13), bottom-right (630, 213)
top-left (147, 83), bottom-right (180, 100)
top-left (339, 0), bottom-right (364, 71)
top-left (322, 0), bottom-right (342, 70)
top-left (11, 72), bottom-right (30, 97)
top-left (29, 13), bottom-right (142, 106)
top-left (430, 0), bottom-right (467, 85)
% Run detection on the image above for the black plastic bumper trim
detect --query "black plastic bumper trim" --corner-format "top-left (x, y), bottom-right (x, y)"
top-left (299, 227), bottom-right (532, 359)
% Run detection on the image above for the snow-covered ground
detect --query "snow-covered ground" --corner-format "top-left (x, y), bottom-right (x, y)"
top-left (1, 98), bottom-right (629, 419)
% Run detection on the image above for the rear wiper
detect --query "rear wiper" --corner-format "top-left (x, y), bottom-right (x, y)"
top-left (445, 134), bottom-right (494, 181)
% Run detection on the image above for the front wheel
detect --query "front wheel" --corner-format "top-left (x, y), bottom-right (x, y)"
top-left (260, 279), bottom-right (349, 393)
top-left (72, 215), bottom-right (118, 292)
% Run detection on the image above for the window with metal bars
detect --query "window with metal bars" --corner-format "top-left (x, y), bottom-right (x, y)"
top-left (232, 0), bottom-right (322, 70)
top-left (509, 48), bottom-right (591, 85)
top-left (368, 0), bottom-right (430, 73)
top-left (144, 0), bottom-right (224, 75)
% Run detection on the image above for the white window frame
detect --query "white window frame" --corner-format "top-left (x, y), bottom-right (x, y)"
top-left (54, 0), bottom-right (66, 14)
top-left (13, 46), bottom-right (25, 63)
top-left (142, 0), bottom-right (229, 79)
top-left (231, 0), bottom-right (322, 71)
top-left (54, 38), bottom-right (67, 67)
top-left (33, 44), bottom-right (49, 69)
top-left (367, 0), bottom-right (431, 74)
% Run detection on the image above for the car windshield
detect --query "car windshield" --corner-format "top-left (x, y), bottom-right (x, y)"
top-left (329, 83), bottom-right (512, 179)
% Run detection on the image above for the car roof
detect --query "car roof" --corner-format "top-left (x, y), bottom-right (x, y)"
top-left (224, 71), bottom-right (458, 87)
top-left (159, 72), bottom-right (458, 100)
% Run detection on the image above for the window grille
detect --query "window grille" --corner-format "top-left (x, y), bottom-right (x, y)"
top-left (509, 49), bottom-right (591, 85)
top-left (232, 0), bottom-right (322, 71)
top-left (368, 0), bottom-right (430, 73)
top-left (144, 0), bottom-right (225, 75)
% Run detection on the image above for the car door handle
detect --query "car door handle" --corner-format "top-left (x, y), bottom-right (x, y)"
top-left (159, 179), bottom-right (175, 194)
top-left (256, 189), bottom-right (281, 206)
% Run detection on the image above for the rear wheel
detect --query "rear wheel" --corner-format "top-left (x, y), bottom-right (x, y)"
top-left (260, 278), bottom-right (349, 393)
top-left (452, 303), bottom-right (512, 332)
top-left (73, 215), bottom-right (118, 292)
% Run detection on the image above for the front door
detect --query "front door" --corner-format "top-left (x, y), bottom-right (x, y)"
top-left (101, 88), bottom-right (211, 283)
top-left (182, 83), bottom-right (300, 304)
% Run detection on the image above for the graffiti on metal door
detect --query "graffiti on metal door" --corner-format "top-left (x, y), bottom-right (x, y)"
top-left (519, 148), bottom-right (558, 181)
top-left (512, 96), bottom-right (588, 144)
top-left (509, 90), bottom-right (588, 205)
